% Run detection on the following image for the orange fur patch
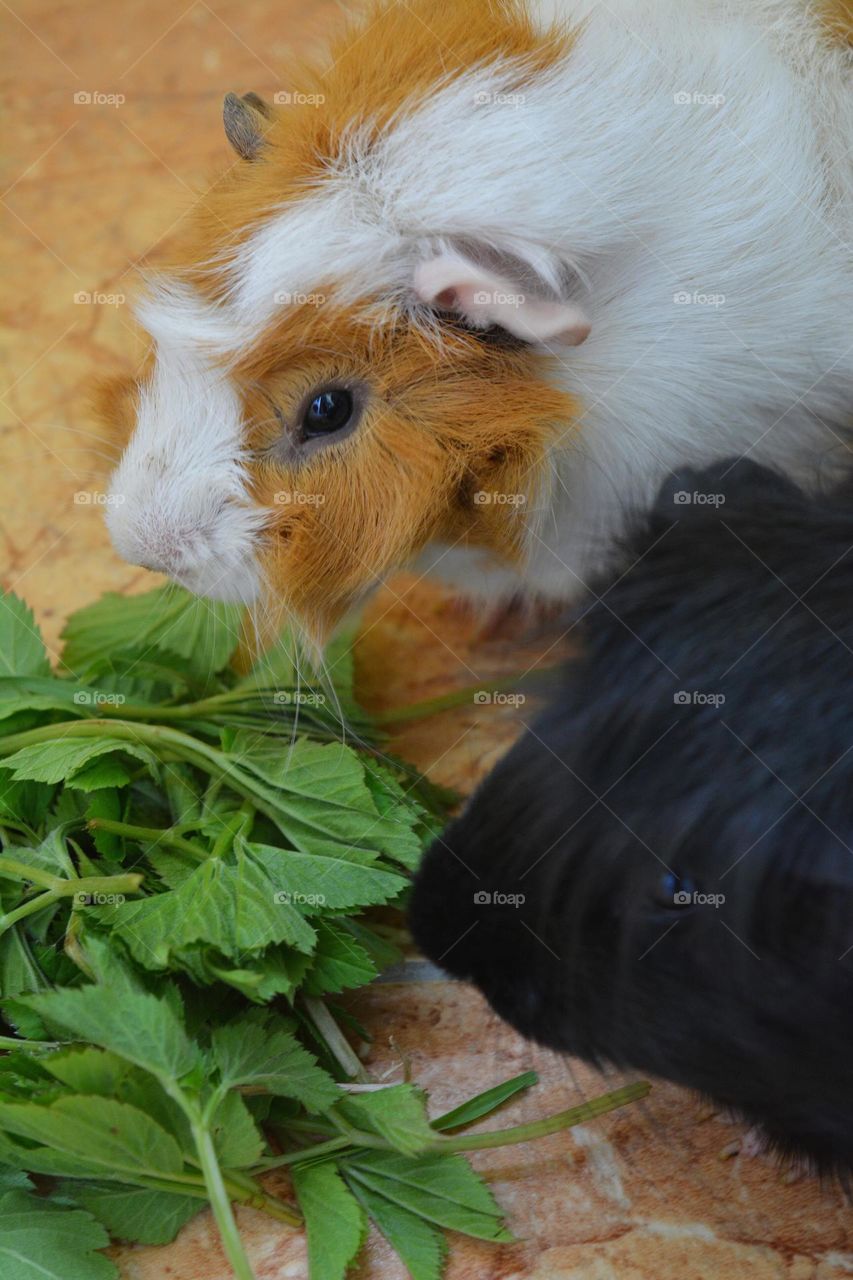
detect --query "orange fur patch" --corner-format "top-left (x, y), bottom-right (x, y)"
top-left (236, 309), bottom-right (578, 640)
top-left (168, 0), bottom-right (571, 277)
top-left (817, 0), bottom-right (853, 42)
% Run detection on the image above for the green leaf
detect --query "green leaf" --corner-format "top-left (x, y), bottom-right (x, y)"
top-left (348, 1180), bottom-right (446, 1280)
top-left (232, 737), bottom-right (422, 864)
top-left (209, 1091), bottom-right (263, 1168)
top-left (292, 1162), bottom-right (366, 1280)
top-left (245, 841), bottom-right (406, 913)
top-left (0, 593), bottom-right (51, 679)
top-left (303, 920), bottom-right (379, 996)
top-left (343, 1150), bottom-right (512, 1243)
top-left (58, 1181), bottom-right (200, 1247)
top-left (211, 1016), bottom-right (339, 1112)
top-left (0, 676), bottom-right (84, 724)
top-left (66, 758), bottom-right (132, 792)
top-left (433, 1072), bottom-right (539, 1132)
top-left (61, 587), bottom-right (242, 680)
top-left (0, 1095), bottom-right (186, 1182)
top-left (0, 1182), bottom-right (116, 1280)
top-left (337, 1085), bottom-right (436, 1157)
top-left (19, 976), bottom-right (202, 1084)
top-left (103, 852), bottom-right (316, 970)
top-left (40, 1047), bottom-right (130, 1096)
top-left (3, 738), bottom-right (157, 787)
top-left (0, 929), bottom-right (49, 998)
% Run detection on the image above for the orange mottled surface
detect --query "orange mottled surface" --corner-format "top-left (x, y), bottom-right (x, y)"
top-left (2, 0), bottom-right (851, 1276)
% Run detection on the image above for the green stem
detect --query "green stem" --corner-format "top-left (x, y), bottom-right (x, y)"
top-left (438, 1082), bottom-right (651, 1152)
top-left (86, 818), bottom-right (206, 860)
top-left (255, 1135), bottom-right (353, 1170)
top-left (0, 719), bottom-right (283, 827)
top-left (302, 997), bottom-right (370, 1083)
top-left (0, 857), bottom-right (63, 891)
top-left (0, 1035), bottom-right (61, 1051)
top-left (191, 1119), bottom-right (257, 1280)
top-left (0, 888), bottom-right (65, 932)
top-left (211, 802), bottom-right (255, 861)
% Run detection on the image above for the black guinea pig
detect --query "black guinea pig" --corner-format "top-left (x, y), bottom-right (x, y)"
top-left (409, 458), bottom-right (853, 1173)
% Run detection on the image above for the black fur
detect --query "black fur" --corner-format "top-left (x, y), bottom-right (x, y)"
top-left (409, 459), bottom-right (853, 1172)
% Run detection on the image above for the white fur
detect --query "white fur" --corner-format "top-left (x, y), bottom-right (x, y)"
top-left (109, 0), bottom-right (853, 607)
top-left (106, 306), bottom-right (266, 603)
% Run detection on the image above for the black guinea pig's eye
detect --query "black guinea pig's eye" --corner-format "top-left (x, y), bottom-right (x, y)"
top-left (301, 388), bottom-right (354, 439)
top-left (654, 870), bottom-right (699, 909)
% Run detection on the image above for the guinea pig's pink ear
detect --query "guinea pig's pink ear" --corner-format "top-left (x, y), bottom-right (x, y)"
top-left (413, 252), bottom-right (590, 348)
top-left (223, 92), bottom-right (273, 161)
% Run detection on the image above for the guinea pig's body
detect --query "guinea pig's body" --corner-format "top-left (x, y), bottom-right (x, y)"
top-left (104, 0), bottom-right (853, 640)
top-left (409, 458), bottom-right (853, 1173)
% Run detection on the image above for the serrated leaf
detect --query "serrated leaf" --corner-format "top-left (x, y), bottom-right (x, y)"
top-left (292, 1162), bottom-right (366, 1280)
top-left (58, 1181), bottom-right (200, 1247)
top-left (232, 737), bottom-right (422, 864)
top-left (338, 1085), bottom-right (436, 1157)
top-left (303, 920), bottom-right (379, 996)
top-left (61, 587), bottom-right (242, 680)
top-left (2, 738), bottom-right (157, 787)
top-left (0, 675), bottom-right (84, 724)
top-left (0, 1183), bottom-right (116, 1280)
top-left (348, 1180), bottom-right (447, 1280)
top-left (19, 976), bottom-right (201, 1084)
top-left (245, 841), bottom-right (406, 913)
top-left (209, 1091), bottom-right (263, 1167)
top-left (0, 1095), bottom-right (185, 1182)
top-left (103, 852), bottom-right (316, 970)
top-left (0, 593), bottom-right (51, 680)
top-left (343, 1150), bottom-right (512, 1242)
top-left (211, 1016), bottom-right (339, 1112)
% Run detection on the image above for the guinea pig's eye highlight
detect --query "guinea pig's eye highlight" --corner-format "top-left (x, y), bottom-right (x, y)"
top-left (654, 870), bottom-right (699, 909)
top-left (302, 388), bottom-right (354, 439)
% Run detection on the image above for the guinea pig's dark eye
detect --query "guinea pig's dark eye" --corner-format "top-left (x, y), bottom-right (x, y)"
top-left (654, 870), bottom-right (699, 909)
top-left (301, 388), bottom-right (354, 439)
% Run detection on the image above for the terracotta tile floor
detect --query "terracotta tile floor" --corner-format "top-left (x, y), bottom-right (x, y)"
top-left (1, 0), bottom-right (851, 1275)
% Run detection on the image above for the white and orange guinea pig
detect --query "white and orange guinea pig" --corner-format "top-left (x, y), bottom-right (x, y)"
top-left (103, 0), bottom-right (853, 646)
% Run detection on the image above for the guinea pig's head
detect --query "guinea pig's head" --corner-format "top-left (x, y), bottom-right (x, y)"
top-left (102, 0), bottom-right (586, 644)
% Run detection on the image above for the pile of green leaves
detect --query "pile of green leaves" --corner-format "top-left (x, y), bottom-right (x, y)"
top-left (0, 585), bottom-right (648, 1280)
